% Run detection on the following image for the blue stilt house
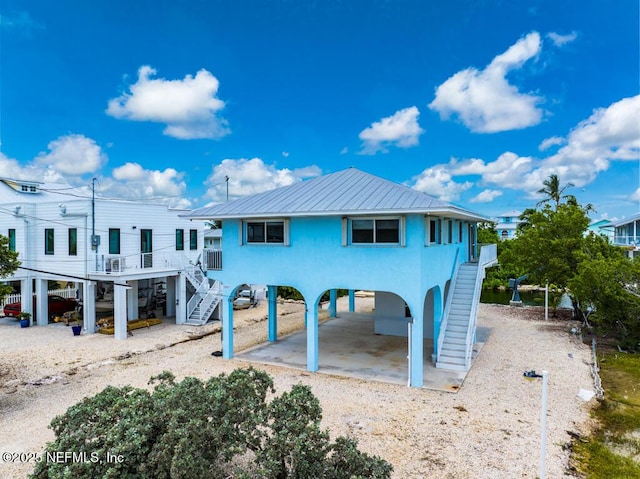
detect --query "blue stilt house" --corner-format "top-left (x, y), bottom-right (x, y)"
top-left (187, 168), bottom-right (497, 387)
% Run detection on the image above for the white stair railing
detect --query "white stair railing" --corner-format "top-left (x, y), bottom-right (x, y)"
top-left (436, 248), bottom-right (459, 360)
top-left (462, 243), bottom-right (498, 369)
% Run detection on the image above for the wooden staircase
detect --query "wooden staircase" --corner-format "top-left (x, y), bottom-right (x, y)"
top-left (184, 267), bottom-right (222, 326)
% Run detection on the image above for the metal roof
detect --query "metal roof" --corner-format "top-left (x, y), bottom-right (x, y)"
top-left (186, 167), bottom-right (489, 221)
top-left (611, 212), bottom-right (640, 227)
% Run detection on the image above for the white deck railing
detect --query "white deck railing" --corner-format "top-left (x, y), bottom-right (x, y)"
top-left (613, 236), bottom-right (640, 247)
top-left (91, 252), bottom-right (191, 275)
top-left (0, 288), bottom-right (78, 312)
top-left (204, 249), bottom-right (223, 270)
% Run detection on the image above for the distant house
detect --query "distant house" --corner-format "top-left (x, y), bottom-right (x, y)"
top-left (0, 177), bottom-right (213, 338)
top-left (587, 219), bottom-right (614, 241)
top-left (204, 228), bottom-right (222, 249)
top-left (187, 168), bottom-right (497, 388)
top-left (611, 213), bottom-right (640, 259)
top-left (494, 210), bottom-right (522, 240)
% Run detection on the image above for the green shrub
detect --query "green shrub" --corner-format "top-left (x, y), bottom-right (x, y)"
top-left (31, 367), bottom-right (392, 479)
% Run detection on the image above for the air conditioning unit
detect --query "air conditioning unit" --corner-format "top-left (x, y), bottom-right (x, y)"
top-left (106, 257), bottom-right (125, 273)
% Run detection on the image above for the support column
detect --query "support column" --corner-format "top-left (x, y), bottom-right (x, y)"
top-left (222, 297), bottom-right (234, 359)
top-left (83, 281), bottom-right (96, 334)
top-left (21, 278), bottom-right (33, 325)
top-left (35, 278), bottom-right (47, 326)
top-left (176, 273), bottom-right (186, 324)
top-left (165, 276), bottom-right (176, 317)
top-left (127, 281), bottom-right (138, 320)
top-left (409, 313), bottom-right (424, 387)
top-left (113, 283), bottom-right (128, 340)
top-left (268, 285), bottom-right (277, 342)
top-left (329, 289), bottom-right (337, 318)
top-left (306, 302), bottom-right (319, 372)
top-left (348, 290), bottom-right (355, 312)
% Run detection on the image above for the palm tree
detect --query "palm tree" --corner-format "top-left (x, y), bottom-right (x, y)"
top-left (536, 174), bottom-right (574, 210)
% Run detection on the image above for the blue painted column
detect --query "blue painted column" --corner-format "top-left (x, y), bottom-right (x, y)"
top-left (222, 297), bottom-right (234, 359)
top-left (268, 285), bottom-right (277, 341)
top-left (329, 289), bottom-right (337, 317)
top-left (306, 303), bottom-right (319, 372)
top-left (409, 304), bottom-right (424, 387)
top-left (348, 290), bottom-right (355, 312)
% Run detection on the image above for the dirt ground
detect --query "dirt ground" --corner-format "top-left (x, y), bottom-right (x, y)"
top-left (0, 298), bottom-right (596, 478)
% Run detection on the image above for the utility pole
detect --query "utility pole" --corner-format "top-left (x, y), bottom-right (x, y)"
top-left (92, 178), bottom-right (98, 270)
top-left (225, 176), bottom-right (229, 202)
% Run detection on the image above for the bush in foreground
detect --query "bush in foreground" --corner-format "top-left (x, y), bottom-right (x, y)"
top-left (31, 367), bottom-right (392, 479)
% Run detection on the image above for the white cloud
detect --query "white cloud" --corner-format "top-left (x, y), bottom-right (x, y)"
top-left (411, 165), bottom-right (472, 201)
top-left (204, 158), bottom-right (321, 203)
top-left (629, 188), bottom-right (640, 202)
top-left (470, 189), bottom-right (503, 203)
top-left (429, 32), bottom-right (544, 133)
top-left (538, 136), bottom-right (564, 151)
top-left (547, 31), bottom-right (577, 47)
top-left (106, 65), bottom-right (230, 140)
top-left (359, 106), bottom-right (424, 154)
top-left (35, 134), bottom-right (107, 175)
top-left (105, 162), bottom-right (190, 208)
top-left (448, 157), bottom-right (486, 175)
top-left (0, 136), bottom-right (191, 208)
top-left (541, 94), bottom-right (640, 187)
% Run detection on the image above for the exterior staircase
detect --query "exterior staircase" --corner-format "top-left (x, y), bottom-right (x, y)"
top-left (436, 244), bottom-right (498, 371)
top-left (184, 267), bottom-right (222, 325)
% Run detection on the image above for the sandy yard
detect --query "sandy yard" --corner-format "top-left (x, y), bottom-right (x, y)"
top-left (0, 298), bottom-right (596, 478)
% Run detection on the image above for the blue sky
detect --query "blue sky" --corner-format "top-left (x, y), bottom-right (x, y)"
top-left (1, 0), bottom-right (638, 221)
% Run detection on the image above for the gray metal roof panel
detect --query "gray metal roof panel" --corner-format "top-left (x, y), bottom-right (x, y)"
top-left (186, 168), bottom-right (488, 220)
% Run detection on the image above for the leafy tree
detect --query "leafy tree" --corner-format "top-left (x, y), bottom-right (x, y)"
top-left (0, 234), bottom-right (20, 301)
top-left (569, 235), bottom-right (640, 350)
top-left (510, 202), bottom-right (590, 297)
top-left (536, 173), bottom-right (575, 210)
top-left (31, 367), bottom-right (392, 479)
top-left (477, 222), bottom-right (498, 245)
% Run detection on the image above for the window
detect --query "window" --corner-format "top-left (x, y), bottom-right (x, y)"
top-left (189, 229), bottom-right (198, 250)
top-left (447, 220), bottom-right (453, 244)
top-left (45, 229), bottom-right (54, 255)
top-left (8, 229), bottom-right (15, 251)
top-left (68, 228), bottom-right (77, 256)
top-left (458, 221), bottom-right (463, 243)
top-left (176, 229), bottom-right (184, 251)
top-left (109, 228), bottom-right (120, 255)
top-left (246, 221), bottom-right (285, 244)
top-left (351, 218), bottom-right (399, 244)
top-left (501, 230), bottom-right (509, 239)
top-left (427, 218), bottom-right (441, 245)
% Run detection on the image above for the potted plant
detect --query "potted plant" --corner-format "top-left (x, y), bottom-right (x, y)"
top-left (69, 312), bottom-right (82, 336)
top-left (17, 311), bottom-right (31, 328)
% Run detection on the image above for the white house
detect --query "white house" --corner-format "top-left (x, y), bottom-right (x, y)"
top-left (0, 177), bottom-right (215, 338)
top-left (494, 210), bottom-right (522, 240)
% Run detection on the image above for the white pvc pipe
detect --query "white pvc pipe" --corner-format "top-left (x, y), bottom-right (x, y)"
top-left (545, 284), bottom-right (549, 321)
top-left (540, 370), bottom-right (549, 479)
top-left (407, 321), bottom-right (412, 388)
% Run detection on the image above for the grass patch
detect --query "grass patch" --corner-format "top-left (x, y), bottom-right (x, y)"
top-left (573, 352), bottom-right (640, 478)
